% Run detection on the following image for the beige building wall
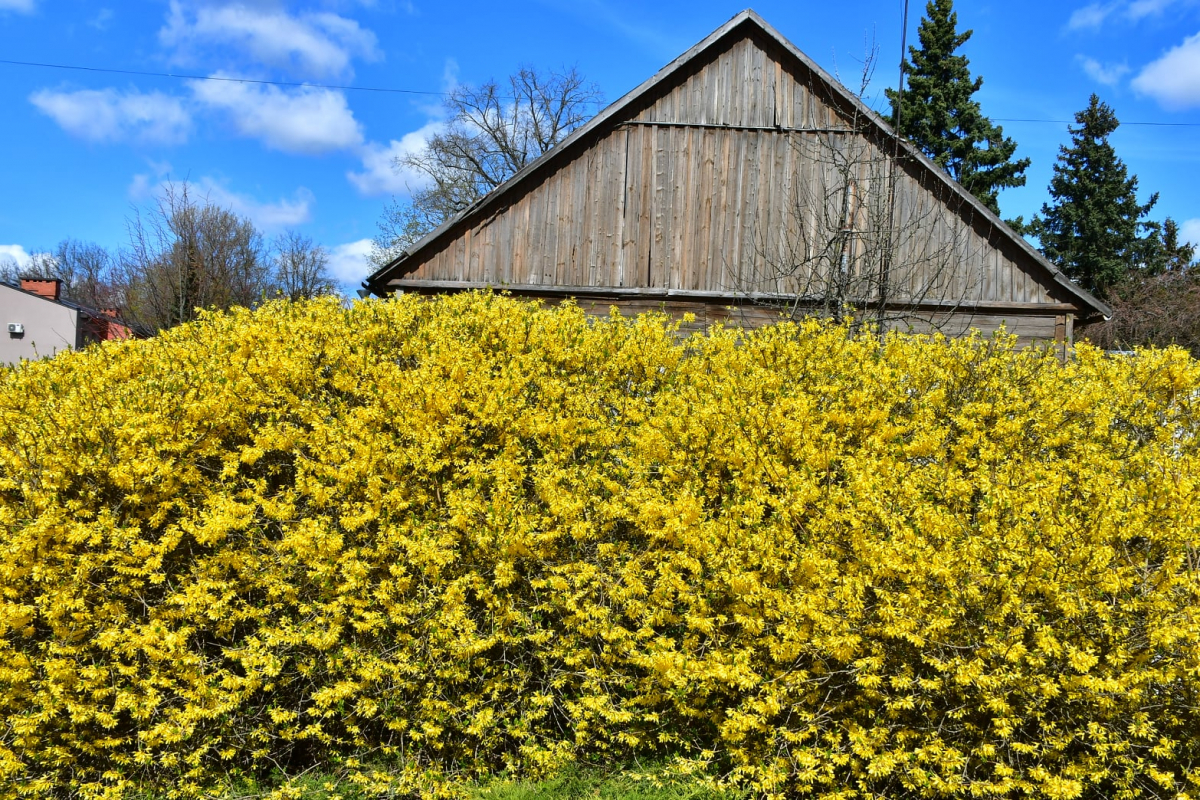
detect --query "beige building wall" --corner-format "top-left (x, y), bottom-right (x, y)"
top-left (0, 285), bottom-right (80, 366)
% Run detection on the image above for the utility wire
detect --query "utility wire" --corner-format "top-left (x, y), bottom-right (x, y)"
top-left (995, 117), bottom-right (1197, 127)
top-left (4, 56), bottom-right (1200, 127)
top-left (0, 58), bottom-right (447, 96)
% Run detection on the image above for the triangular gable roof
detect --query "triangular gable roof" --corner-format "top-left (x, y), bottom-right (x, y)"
top-left (364, 9), bottom-right (1111, 320)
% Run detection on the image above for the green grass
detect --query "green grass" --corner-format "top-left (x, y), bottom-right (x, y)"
top-left (132, 760), bottom-right (744, 799)
top-left (469, 763), bottom-right (742, 800)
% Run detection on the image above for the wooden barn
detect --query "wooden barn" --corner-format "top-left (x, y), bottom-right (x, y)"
top-left (363, 9), bottom-right (1110, 350)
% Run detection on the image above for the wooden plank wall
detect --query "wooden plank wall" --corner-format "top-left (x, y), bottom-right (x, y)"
top-left (404, 32), bottom-right (1068, 316)
top-left (475, 291), bottom-right (1067, 351)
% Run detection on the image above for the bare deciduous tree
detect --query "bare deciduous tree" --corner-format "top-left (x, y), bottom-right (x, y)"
top-left (49, 239), bottom-right (122, 310)
top-left (0, 241), bottom-right (121, 309)
top-left (0, 255), bottom-right (32, 286)
top-left (120, 182), bottom-right (273, 331)
top-left (739, 50), bottom-right (986, 334)
top-left (4, 184), bottom-right (339, 334)
top-left (371, 66), bottom-right (604, 268)
top-left (271, 231), bottom-right (338, 301)
top-left (1082, 268), bottom-right (1200, 357)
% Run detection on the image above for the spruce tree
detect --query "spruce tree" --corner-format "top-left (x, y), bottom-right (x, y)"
top-left (885, 0), bottom-right (1029, 216)
top-left (1157, 218), bottom-right (1197, 272)
top-left (1028, 95), bottom-right (1159, 299)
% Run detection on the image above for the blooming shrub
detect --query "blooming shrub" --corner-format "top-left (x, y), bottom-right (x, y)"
top-left (0, 292), bottom-right (1198, 799)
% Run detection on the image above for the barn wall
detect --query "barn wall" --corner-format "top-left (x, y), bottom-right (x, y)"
top-left (404, 287), bottom-right (1069, 354)
top-left (581, 298), bottom-right (1064, 350)
top-left (399, 31), bottom-right (1073, 315)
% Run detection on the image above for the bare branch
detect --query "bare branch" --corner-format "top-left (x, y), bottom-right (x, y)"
top-left (735, 93), bottom-right (984, 335)
top-left (371, 66), bottom-right (603, 269)
top-left (272, 231), bottom-right (338, 302)
top-left (118, 181), bottom-right (272, 331)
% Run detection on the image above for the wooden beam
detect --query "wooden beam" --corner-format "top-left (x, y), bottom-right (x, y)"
top-left (386, 279), bottom-right (1082, 312)
top-left (621, 120), bottom-right (853, 133)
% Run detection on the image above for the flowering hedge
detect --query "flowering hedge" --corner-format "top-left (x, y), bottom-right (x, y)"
top-left (1, 293), bottom-right (1198, 799)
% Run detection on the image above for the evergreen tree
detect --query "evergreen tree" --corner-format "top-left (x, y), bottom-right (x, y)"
top-left (1028, 95), bottom-right (1159, 299)
top-left (886, 0), bottom-right (1029, 216)
top-left (1156, 218), bottom-right (1198, 272)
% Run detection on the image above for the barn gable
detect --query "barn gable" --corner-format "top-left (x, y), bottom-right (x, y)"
top-left (364, 10), bottom-right (1109, 346)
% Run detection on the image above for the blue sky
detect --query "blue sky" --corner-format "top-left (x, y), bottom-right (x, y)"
top-left (0, 0), bottom-right (1196, 292)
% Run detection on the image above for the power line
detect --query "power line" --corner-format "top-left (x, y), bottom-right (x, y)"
top-left (995, 117), bottom-right (1198, 127)
top-left (0, 58), bottom-right (447, 96)
top-left (4, 57), bottom-right (1199, 127)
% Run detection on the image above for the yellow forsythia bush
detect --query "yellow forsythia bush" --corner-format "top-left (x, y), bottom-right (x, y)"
top-left (1, 292), bottom-right (1199, 799)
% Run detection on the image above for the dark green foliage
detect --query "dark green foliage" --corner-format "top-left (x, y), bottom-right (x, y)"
top-left (1156, 218), bottom-right (1198, 273)
top-left (885, 0), bottom-right (1029, 216)
top-left (1027, 95), bottom-right (1161, 299)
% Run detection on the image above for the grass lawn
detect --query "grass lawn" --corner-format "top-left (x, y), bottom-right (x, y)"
top-left (136, 761), bottom-right (744, 799)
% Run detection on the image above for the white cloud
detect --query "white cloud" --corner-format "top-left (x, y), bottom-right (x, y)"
top-left (0, 0), bottom-right (36, 13)
top-left (1181, 218), bottom-right (1200, 246)
top-left (146, 157), bottom-right (173, 178)
top-left (1128, 0), bottom-right (1193, 18)
top-left (328, 238), bottom-right (374, 286)
top-left (190, 77), bottom-right (363, 154)
top-left (347, 121), bottom-right (443, 195)
top-left (30, 87), bottom-right (190, 144)
top-left (128, 159), bottom-right (174, 201)
top-left (1068, 0), bottom-right (1198, 29)
top-left (31, 76), bottom-right (365, 156)
top-left (128, 173), bottom-right (154, 201)
top-left (1077, 55), bottom-right (1131, 85)
top-left (1133, 31), bottom-right (1200, 108)
top-left (201, 181), bottom-right (315, 230)
top-left (0, 245), bottom-right (32, 268)
top-left (128, 174), bottom-right (314, 230)
top-left (1068, 2), bottom-right (1121, 30)
top-left (161, 1), bottom-right (380, 78)
top-left (88, 8), bottom-right (114, 30)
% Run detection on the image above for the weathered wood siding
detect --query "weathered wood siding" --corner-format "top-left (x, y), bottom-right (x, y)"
top-left (397, 30), bottom-right (1075, 324)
